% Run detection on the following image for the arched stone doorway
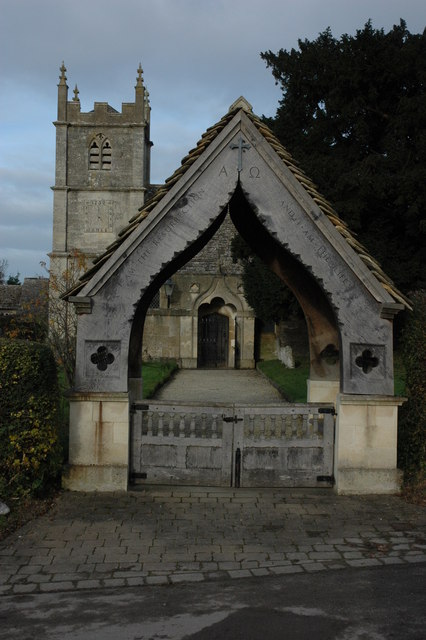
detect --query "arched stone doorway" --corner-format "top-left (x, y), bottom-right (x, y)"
top-left (65, 98), bottom-right (407, 494)
top-left (197, 299), bottom-right (232, 368)
top-left (198, 311), bottom-right (229, 368)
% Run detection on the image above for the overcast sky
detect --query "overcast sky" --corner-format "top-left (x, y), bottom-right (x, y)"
top-left (0, 0), bottom-right (425, 280)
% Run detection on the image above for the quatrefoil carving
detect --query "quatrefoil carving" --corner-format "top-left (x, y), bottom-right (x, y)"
top-left (355, 349), bottom-right (379, 374)
top-left (90, 345), bottom-right (115, 371)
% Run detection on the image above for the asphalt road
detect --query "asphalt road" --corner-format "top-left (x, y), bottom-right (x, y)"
top-left (1, 564), bottom-right (425, 639)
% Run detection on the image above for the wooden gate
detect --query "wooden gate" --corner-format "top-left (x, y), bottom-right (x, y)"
top-left (130, 401), bottom-right (335, 488)
top-left (197, 313), bottom-right (229, 368)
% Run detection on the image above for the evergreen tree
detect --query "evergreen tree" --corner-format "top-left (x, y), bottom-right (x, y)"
top-left (231, 235), bottom-right (299, 322)
top-left (7, 273), bottom-right (20, 285)
top-left (261, 20), bottom-right (426, 292)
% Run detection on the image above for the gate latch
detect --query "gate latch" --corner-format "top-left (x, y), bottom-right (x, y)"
top-left (223, 415), bottom-right (244, 423)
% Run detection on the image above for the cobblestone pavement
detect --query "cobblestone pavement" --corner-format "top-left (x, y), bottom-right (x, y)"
top-left (1, 486), bottom-right (425, 596)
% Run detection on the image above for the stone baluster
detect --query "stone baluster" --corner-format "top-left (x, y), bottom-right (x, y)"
top-left (201, 413), bottom-right (207, 436)
top-left (248, 414), bottom-right (255, 438)
top-left (291, 414), bottom-right (298, 438)
top-left (313, 412), bottom-right (319, 438)
top-left (147, 411), bottom-right (153, 436)
top-left (260, 415), bottom-right (266, 440)
top-left (270, 415), bottom-right (277, 439)
top-left (157, 412), bottom-right (164, 437)
top-left (302, 412), bottom-right (308, 437)
top-left (212, 414), bottom-right (218, 439)
top-left (179, 414), bottom-right (186, 437)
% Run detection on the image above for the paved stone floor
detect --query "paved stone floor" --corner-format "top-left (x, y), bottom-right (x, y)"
top-left (0, 486), bottom-right (425, 595)
top-left (153, 369), bottom-right (284, 403)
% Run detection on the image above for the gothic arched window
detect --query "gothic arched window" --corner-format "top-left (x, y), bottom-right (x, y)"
top-left (89, 136), bottom-right (112, 171)
top-left (89, 141), bottom-right (100, 169)
top-left (101, 140), bottom-right (112, 170)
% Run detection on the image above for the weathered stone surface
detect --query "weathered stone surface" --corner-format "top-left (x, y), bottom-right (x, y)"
top-left (64, 102), bottom-right (404, 493)
top-left (73, 111), bottom-right (397, 398)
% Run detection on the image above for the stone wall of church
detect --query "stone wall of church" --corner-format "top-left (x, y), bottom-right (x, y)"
top-left (179, 215), bottom-right (243, 275)
top-left (142, 271), bottom-right (255, 369)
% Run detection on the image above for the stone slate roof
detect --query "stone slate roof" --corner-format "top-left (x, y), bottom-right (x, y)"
top-left (0, 278), bottom-right (48, 316)
top-left (67, 100), bottom-right (410, 308)
top-left (20, 278), bottom-right (48, 318)
top-left (0, 285), bottom-right (21, 312)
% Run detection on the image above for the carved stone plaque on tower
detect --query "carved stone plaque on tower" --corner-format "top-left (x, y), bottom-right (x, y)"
top-left (83, 199), bottom-right (121, 234)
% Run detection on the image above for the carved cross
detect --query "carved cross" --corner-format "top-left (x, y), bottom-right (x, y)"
top-left (230, 137), bottom-right (251, 172)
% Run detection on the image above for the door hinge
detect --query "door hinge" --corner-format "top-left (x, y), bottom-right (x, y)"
top-left (318, 407), bottom-right (336, 415)
top-left (129, 472), bottom-right (147, 483)
top-left (316, 475), bottom-right (335, 485)
top-left (234, 447), bottom-right (241, 488)
top-left (131, 403), bottom-right (149, 412)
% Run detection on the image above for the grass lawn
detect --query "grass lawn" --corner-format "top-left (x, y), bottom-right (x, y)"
top-left (142, 360), bottom-right (178, 398)
top-left (258, 355), bottom-right (407, 402)
top-left (257, 359), bottom-right (309, 402)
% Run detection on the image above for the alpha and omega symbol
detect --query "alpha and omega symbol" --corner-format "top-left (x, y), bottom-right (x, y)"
top-left (249, 166), bottom-right (260, 178)
top-left (355, 349), bottom-right (379, 374)
top-left (90, 345), bottom-right (115, 371)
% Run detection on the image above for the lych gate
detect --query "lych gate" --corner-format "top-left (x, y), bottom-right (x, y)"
top-left (64, 97), bottom-right (407, 494)
top-left (129, 399), bottom-right (335, 488)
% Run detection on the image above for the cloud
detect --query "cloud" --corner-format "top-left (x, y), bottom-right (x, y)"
top-left (0, 0), bottom-right (425, 277)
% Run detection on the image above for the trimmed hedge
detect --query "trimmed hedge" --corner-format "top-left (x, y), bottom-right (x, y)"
top-left (397, 291), bottom-right (426, 481)
top-left (0, 339), bottom-right (62, 497)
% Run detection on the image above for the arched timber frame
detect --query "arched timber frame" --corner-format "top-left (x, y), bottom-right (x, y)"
top-left (65, 99), bottom-right (407, 494)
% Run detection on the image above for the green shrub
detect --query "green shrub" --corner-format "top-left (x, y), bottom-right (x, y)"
top-left (0, 339), bottom-right (62, 497)
top-left (398, 291), bottom-right (426, 482)
top-left (0, 315), bottom-right (47, 342)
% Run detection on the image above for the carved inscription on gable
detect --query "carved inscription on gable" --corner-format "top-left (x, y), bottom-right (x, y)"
top-left (83, 199), bottom-right (121, 233)
top-left (282, 201), bottom-right (352, 289)
top-left (125, 190), bottom-right (206, 281)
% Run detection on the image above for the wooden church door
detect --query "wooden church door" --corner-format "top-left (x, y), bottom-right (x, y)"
top-left (197, 312), bottom-right (229, 368)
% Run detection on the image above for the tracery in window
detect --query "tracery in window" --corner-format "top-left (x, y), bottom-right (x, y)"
top-left (89, 134), bottom-right (112, 171)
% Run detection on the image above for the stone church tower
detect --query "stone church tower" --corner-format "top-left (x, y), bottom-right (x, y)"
top-left (50, 63), bottom-right (151, 278)
top-left (50, 64), bottom-right (260, 369)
